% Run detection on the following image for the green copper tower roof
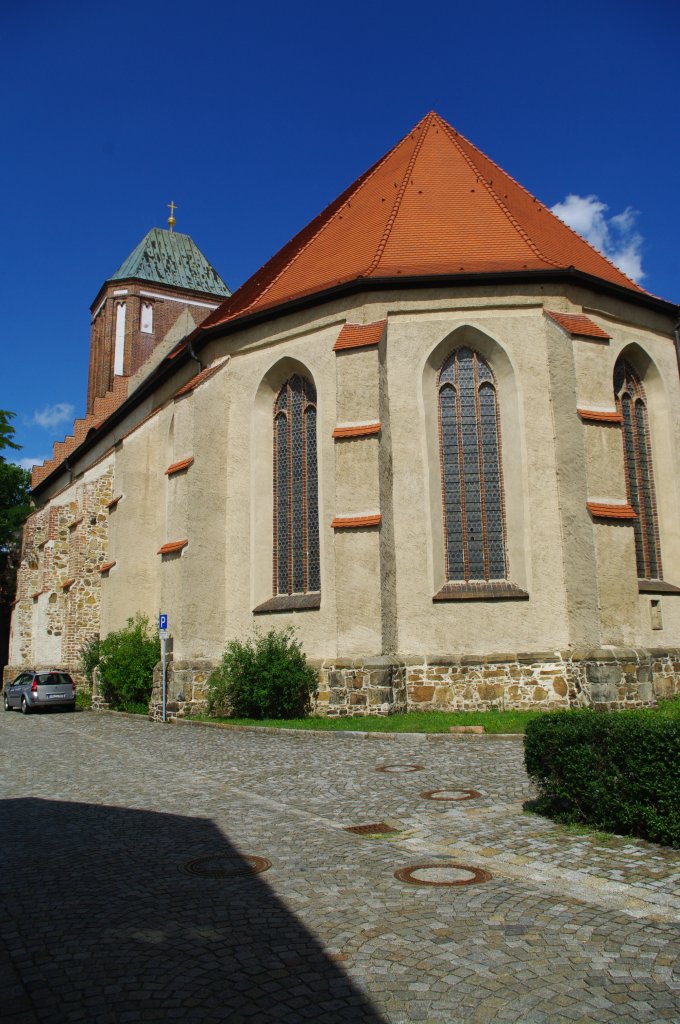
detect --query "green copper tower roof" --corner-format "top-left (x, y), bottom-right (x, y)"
top-left (110, 227), bottom-right (230, 297)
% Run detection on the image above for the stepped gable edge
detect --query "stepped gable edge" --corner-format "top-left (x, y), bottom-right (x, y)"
top-left (31, 377), bottom-right (130, 488)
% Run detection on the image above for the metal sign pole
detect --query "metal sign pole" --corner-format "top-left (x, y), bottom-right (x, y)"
top-left (161, 637), bottom-right (167, 723)
top-left (159, 615), bottom-right (169, 724)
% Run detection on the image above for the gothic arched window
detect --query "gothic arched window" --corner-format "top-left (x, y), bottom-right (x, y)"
top-left (614, 359), bottom-right (661, 580)
top-left (438, 347), bottom-right (507, 581)
top-left (273, 375), bottom-right (320, 595)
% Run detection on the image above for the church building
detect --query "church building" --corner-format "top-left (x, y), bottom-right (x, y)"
top-left (8, 112), bottom-right (680, 716)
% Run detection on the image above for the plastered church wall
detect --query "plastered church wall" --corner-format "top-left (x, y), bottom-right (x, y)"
top-left (9, 282), bottom-right (680, 716)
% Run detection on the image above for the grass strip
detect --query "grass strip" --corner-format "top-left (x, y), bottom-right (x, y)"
top-left (185, 709), bottom-right (542, 734)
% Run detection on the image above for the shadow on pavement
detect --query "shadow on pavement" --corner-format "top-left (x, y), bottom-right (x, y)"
top-left (0, 798), bottom-right (387, 1023)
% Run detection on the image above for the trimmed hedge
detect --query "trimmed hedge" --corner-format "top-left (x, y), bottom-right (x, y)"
top-left (524, 709), bottom-right (680, 847)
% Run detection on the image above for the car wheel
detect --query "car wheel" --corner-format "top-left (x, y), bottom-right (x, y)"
top-left (3, 695), bottom-right (10, 711)
top-left (21, 696), bottom-right (30, 715)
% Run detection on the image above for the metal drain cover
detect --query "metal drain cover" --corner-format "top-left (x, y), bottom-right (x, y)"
top-left (344, 822), bottom-right (399, 835)
top-left (376, 764), bottom-right (425, 773)
top-left (420, 789), bottom-right (482, 801)
top-left (181, 853), bottom-right (271, 878)
top-left (394, 862), bottom-right (492, 886)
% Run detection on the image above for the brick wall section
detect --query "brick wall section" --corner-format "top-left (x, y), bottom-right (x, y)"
top-left (87, 280), bottom-right (219, 414)
top-left (134, 647), bottom-right (680, 720)
top-left (5, 467), bottom-right (114, 685)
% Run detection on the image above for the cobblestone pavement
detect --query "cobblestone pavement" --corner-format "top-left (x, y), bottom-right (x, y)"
top-left (1, 712), bottom-right (679, 1023)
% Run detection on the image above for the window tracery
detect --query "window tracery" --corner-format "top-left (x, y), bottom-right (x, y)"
top-left (614, 359), bottom-right (661, 580)
top-left (273, 375), bottom-right (320, 595)
top-left (437, 347), bottom-right (507, 581)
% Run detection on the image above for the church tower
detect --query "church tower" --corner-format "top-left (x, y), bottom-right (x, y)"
top-left (86, 215), bottom-right (230, 413)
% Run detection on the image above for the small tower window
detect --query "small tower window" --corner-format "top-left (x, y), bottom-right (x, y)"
top-left (114, 302), bottom-right (126, 376)
top-left (140, 302), bottom-right (153, 334)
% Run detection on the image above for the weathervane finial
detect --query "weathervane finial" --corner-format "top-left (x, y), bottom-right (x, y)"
top-left (167, 200), bottom-right (177, 232)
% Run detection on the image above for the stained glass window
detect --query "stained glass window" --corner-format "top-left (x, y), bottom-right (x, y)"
top-left (438, 348), bottom-right (507, 581)
top-left (273, 376), bottom-right (320, 595)
top-left (614, 359), bottom-right (661, 580)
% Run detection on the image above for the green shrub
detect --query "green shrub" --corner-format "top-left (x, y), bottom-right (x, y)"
top-left (82, 614), bottom-right (160, 712)
top-left (80, 635), bottom-right (102, 687)
top-left (208, 627), bottom-right (317, 719)
top-left (524, 709), bottom-right (680, 847)
top-left (75, 688), bottom-right (92, 710)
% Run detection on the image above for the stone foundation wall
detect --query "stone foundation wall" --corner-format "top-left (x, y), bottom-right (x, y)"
top-left (148, 659), bottom-right (217, 721)
top-left (138, 647), bottom-right (680, 721)
top-left (314, 657), bottom-right (407, 716)
top-left (401, 649), bottom-right (680, 712)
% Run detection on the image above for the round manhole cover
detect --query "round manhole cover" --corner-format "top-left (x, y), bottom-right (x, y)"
top-left (376, 764), bottom-right (425, 774)
top-left (394, 863), bottom-right (492, 886)
top-left (420, 789), bottom-right (482, 801)
top-left (181, 853), bottom-right (271, 878)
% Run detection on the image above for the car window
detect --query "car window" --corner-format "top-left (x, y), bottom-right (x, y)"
top-left (36, 673), bottom-right (73, 686)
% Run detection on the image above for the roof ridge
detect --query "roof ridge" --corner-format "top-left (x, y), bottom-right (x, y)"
top-left (437, 115), bottom-right (646, 294)
top-left (366, 112), bottom-right (434, 277)
top-left (436, 117), bottom-right (563, 272)
top-left (204, 115), bottom-right (432, 326)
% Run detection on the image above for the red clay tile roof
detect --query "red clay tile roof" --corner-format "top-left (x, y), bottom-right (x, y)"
top-left (106, 495), bottom-right (123, 509)
top-left (165, 457), bottom-right (194, 476)
top-left (332, 423), bottom-right (381, 439)
top-left (587, 502), bottom-right (636, 519)
top-left (545, 311), bottom-right (611, 340)
top-left (333, 321), bottom-right (386, 352)
top-left (61, 578), bottom-right (76, 590)
top-left (577, 408), bottom-right (624, 424)
top-left (331, 514), bottom-right (382, 529)
top-left (99, 561), bottom-right (116, 573)
top-left (158, 539), bottom-right (188, 555)
top-left (200, 112), bottom-right (648, 332)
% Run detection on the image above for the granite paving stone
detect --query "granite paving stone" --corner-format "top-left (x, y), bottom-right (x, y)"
top-left (0, 710), bottom-right (678, 1022)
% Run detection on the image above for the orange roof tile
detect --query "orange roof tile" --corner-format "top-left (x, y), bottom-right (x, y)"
top-left (99, 561), bottom-right (116, 574)
top-left (158, 539), bottom-right (188, 555)
top-left (174, 362), bottom-right (222, 397)
top-left (200, 112), bottom-right (649, 332)
top-left (332, 423), bottom-right (381, 439)
top-left (577, 408), bottom-right (623, 424)
top-left (333, 321), bottom-right (386, 352)
top-left (165, 457), bottom-right (194, 476)
top-left (331, 514), bottom-right (382, 529)
top-left (587, 502), bottom-right (636, 519)
top-left (545, 311), bottom-right (611, 340)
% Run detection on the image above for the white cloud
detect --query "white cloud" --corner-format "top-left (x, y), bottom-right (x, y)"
top-left (32, 403), bottom-right (75, 429)
top-left (551, 194), bottom-right (644, 282)
top-left (13, 456), bottom-right (46, 470)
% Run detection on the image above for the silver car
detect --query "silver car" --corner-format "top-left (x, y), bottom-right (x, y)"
top-left (3, 671), bottom-right (76, 714)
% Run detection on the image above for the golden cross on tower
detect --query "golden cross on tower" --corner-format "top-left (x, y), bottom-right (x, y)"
top-left (167, 200), bottom-right (178, 232)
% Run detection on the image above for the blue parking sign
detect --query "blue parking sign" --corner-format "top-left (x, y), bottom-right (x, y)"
top-left (159, 614), bottom-right (168, 631)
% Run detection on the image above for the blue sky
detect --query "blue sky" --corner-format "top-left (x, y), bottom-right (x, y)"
top-left (2, 0), bottom-right (678, 469)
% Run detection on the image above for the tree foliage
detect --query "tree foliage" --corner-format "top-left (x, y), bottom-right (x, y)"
top-left (0, 412), bottom-right (32, 669)
top-left (0, 410), bottom-right (31, 554)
